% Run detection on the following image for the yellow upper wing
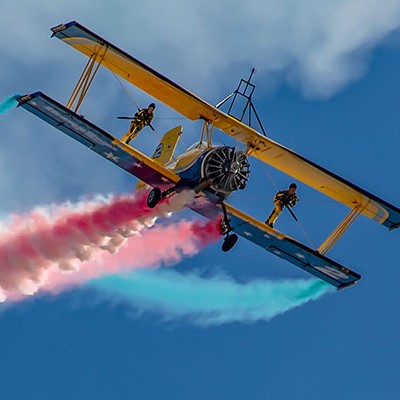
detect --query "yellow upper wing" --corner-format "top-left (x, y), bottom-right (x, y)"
top-left (51, 21), bottom-right (400, 229)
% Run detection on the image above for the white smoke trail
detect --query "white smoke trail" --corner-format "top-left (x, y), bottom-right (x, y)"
top-left (0, 190), bottom-right (199, 301)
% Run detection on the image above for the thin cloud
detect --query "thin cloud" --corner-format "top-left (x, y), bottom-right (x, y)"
top-left (1, 0), bottom-right (399, 98)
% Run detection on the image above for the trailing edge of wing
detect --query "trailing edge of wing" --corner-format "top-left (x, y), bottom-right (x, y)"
top-left (17, 92), bottom-right (180, 188)
top-left (50, 21), bottom-right (400, 229)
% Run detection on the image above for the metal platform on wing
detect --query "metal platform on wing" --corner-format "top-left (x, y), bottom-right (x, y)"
top-left (17, 92), bottom-right (178, 189)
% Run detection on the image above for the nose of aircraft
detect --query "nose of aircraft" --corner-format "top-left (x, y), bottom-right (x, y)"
top-left (202, 146), bottom-right (250, 194)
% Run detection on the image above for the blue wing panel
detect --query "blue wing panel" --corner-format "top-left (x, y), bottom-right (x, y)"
top-left (17, 92), bottom-right (179, 188)
top-left (226, 205), bottom-right (360, 289)
top-left (191, 200), bottom-right (361, 289)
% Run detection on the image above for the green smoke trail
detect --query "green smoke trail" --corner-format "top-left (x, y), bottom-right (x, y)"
top-left (92, 269), bottom-right (334, 325)
top-left (0, 95), bottom-right (20, 114)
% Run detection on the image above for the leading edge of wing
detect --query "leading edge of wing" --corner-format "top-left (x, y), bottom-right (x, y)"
top-left (225, 204), bottom-right (361, 289)
top-left (17, 91), bottom-right (180, 188)
top-left (50, 21), bottom-right (219, 122)
top-left (50, 21), bottom-right (400, 229)
top-left (50, 21), bottom-right (243, 126)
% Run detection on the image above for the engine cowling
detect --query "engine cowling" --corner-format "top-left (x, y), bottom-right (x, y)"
top-left (201, 146), bottom-right (250, 195)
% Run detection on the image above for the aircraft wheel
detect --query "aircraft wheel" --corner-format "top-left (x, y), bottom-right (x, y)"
top-left (147, 187), bottom-right (162, 208)
top-left (221, 233), bottom-right (238, 252)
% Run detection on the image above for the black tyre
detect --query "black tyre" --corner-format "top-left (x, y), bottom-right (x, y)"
top-left (147, 187), bottom-right (162, 208)
top-left (221, 233), bottom-right (238, 252)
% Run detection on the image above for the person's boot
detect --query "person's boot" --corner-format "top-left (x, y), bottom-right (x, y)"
top-left (265, 220), bottom-right (273, 228)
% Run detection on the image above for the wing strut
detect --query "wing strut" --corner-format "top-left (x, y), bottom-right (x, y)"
top-left (318, 203), bottom-right (369, 255)
top-left (66, 48), bottom-right (107, 112)
top-left (199, 121), bottom-right (215, 147)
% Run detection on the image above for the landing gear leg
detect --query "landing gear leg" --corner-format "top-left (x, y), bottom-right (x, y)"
top-left (220, 202), bottom-right (238, 252)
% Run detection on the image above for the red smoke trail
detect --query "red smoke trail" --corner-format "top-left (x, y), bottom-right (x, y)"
top-left (0, 190), bottom-right (219, 302)
top-left (39, 218), bottom-right (222, 296)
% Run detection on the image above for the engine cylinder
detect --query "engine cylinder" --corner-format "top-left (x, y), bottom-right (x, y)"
top-left (202, 147), bottom-right (250, 195)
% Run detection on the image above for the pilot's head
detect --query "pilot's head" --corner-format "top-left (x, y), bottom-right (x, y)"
top-left (289, 183), bottom-right (297, 193)
top-left (148, 103), bottom-right (156, 112)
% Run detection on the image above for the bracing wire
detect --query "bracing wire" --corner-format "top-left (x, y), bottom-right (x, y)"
top-left (111, 71), bottom-right (164, 141)
top-left (262, 163), bottom-right (279, 192)
top-left (111, 70), bottom-right (194, 158)
top-left (112, 71), bottom-right (140, 111)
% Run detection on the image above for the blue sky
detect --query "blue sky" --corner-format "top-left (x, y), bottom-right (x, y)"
top-left (1, 1), bottom-right (400, 399)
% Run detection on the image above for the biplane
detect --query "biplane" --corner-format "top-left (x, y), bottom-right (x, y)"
top-left (17, 21), bottom-right (400, 290)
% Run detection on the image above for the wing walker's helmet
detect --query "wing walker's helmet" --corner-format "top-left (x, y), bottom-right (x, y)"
top-left (289, 183), bottom-right (297, 189)
top-left (149, 103), bottom-right (156, 109)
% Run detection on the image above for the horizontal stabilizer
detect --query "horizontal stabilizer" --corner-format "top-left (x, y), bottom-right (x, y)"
top-left (17, 92), bottom-right (179, 188)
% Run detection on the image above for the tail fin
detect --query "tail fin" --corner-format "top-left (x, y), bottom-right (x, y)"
top-left (151, 126), bottom-right (182, 165)
top-left (136, 126), bottom-right (182, 191)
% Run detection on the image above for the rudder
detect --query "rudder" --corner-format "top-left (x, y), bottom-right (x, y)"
top-left (136, 126), bottom-right (182, 191)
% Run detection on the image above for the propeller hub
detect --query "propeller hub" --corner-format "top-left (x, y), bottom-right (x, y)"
top-left (202, 146), bottom-right (251, 195)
